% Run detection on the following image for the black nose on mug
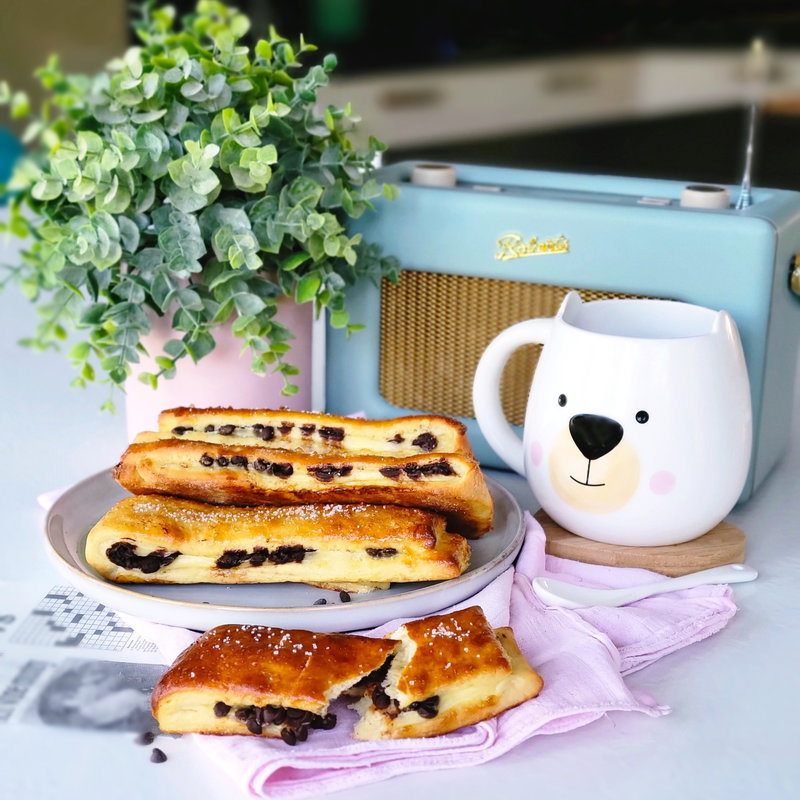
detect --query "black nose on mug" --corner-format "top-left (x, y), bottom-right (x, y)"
top-left (569, 414), bottom-right (624, 461)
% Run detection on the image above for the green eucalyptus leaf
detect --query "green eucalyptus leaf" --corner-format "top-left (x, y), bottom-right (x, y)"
top-left (31, 177), bottom-right (63, 201)
top-left (295, 271), bottom-right (321, 303)
top-left (163, 338), bottom-right (186, 358)
top-left (118, 216), bottom-right (141, 253)
top-left (184, 330), bottom-right (215, 361)
top-left (132, 108), bottom-right (167, 123)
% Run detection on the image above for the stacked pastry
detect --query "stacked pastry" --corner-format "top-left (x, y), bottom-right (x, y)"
top-left (86, 408), bottom-right (495, 592)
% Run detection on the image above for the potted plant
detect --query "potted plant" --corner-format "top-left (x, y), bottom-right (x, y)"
top-left (0, 0), bottom-right (399, 420)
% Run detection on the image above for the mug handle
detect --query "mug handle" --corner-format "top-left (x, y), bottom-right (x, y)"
top-left (472, 318), bottom-right (553, 475)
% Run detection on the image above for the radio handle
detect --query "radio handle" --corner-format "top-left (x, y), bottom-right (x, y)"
top-left (473, 318), bottom-right (553, 476)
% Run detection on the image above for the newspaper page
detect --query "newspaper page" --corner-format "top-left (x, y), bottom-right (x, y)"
top-left (0, 580), bottom-right (168, 733)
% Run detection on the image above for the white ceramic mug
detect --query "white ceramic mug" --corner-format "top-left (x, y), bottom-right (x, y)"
top-left (473, 292), bottom-right (752, 546)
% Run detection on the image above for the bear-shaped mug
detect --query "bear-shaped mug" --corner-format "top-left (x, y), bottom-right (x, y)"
top-left (473, 291), bottom-right (752, 546)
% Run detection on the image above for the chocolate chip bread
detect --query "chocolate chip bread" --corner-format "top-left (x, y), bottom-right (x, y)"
top-left (156, 407), bottom-right (475, 458)
top-left (151, 625), bottom-right (399, 744)
top-left (112, 438), bottom-right (494, 537)
top-left (85, 494), bottom-right (470, 587)
top-left (351, 606), bottom-right (543, 739)
top-left (150, 610), bottom-right (543, 744)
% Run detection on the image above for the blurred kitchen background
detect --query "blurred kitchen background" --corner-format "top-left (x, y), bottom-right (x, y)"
top-left (4, 0), bottom-right (800, 188)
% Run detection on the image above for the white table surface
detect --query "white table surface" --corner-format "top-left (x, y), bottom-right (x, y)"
top-left (1, 237), bottom-right (799, 799)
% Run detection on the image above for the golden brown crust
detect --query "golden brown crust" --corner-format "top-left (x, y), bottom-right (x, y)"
top-left (85, 494), bottom-right (470, 586)
top-left (112, 439), bottom-right (493, 537)
top-left (149, 612), bottom-right (542, 741)
top-left (351, 606), bottom-right (543, 740)
top-left (394, 605), bottom-right (513, 700)
top-left (151, 624), bottom-right (398, 737)
top-left (158, 407), bottom-right (474, 458)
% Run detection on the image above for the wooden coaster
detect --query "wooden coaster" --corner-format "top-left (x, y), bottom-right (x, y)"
top-left (535, 509), bottom-right (746, 576)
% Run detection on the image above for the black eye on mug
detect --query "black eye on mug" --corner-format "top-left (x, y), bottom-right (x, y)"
top-left (635, 410), bottom-right (649, 424)
top-left (558, 394), bottom-right (567, 407)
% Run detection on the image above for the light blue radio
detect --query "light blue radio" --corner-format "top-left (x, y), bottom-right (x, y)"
top-left (326, 161), bottom-right (800, 503)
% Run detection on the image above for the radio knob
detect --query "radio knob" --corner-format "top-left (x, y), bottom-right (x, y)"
top-left (411, 163), bottom-right (457, 188)
top-left (680, 184), bottom-right (731, 209)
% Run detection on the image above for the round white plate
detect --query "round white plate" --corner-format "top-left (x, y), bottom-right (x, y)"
top-left (45, 470), bottom-right (524, 632)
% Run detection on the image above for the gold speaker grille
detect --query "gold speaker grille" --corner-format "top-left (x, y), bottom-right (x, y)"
top-left (379, 271), bottom-right (644, 426)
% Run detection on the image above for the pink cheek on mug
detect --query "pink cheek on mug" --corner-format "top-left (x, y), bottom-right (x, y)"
top-left (649, 470), bottom-right (676, 495)
top-left (529, 441), bottom-right (543, 467)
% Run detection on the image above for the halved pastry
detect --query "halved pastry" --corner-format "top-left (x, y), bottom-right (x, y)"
top-left (85, 495), bottom-right (470, 587)
top-left (151, 624), bottom-right (399, 744)
top-left (112, 439), bottom-right (494, 537)
top-left (156, 407), bottom-right (475, 458)
top-left (351, 606), bottom-right (543, 739)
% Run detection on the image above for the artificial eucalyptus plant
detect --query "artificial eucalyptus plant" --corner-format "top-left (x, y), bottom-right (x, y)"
top-left (0, 0), bottom-right (399, 410)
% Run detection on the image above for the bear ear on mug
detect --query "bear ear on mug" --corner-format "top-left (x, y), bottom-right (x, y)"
top-left (473, 292), bottom-right (752, 547)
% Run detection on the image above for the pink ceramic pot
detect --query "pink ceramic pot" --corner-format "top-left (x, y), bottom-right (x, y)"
top-left (124, 298), bottom-right (313, 440)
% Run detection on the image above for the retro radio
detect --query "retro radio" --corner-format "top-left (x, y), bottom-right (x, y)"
top-left (324, 161), bottom-right (800, 502)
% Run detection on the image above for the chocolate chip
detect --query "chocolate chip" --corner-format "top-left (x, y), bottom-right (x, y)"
top-left (171, 426), bottom-right (193, 435)
top-left (339, 590), bottom-right (351, 603)
top-left (322, 713), bottom-right (337, 730)
top-left (407, 695), bottom-right (439, 718)
top-left (366, 547), bottom-right (398, 558)
top-left (403, 463), bottom-right (422, 480)
top-left (307, 464), bottom-right (336, 482)
top-left (271, 462), bottom-right (293, 478)
top-left (200, 454), bottom-right (214, 467)
top-left (278, 423), bottom-right (294, 435)
top-left (216, 550), bottom-right (249, 569)
top-left (280, 727), bottom-right (297, 746)
top-left (260, 425), bottom-right (275, 441)
top-left (313, 598), bottom-right (327, 605)
top-left (418, 702), bottom-right (439, 719)
top-left (318, 426), bottom-right (345, 441)
top-left (270, 707), bottom-right (286, 726)
top-left (286, 708), bottom-right (310, 722)
top-left (372, 685), bottom-right (391, 710)
top-left (314, 713), bottom-right (337, 730)
top-left (230, 455), bottom-right (248, 469)
top-left (307, 463), bottom-right (352, 482)
top-left (253, 458), bottom-right (271, 472)
top-left (205, 424), bottom-right (215, 432)
top-left (412, 432), bottom-right (438, 451)
top-left (246, 717), bottom-right (263, 735)
top-left (150, 748), bottom-right (167, 763)
top-left (269, 545), bottom-right (310, 565)
top-left (106, 542), bottom-right (180, 574)
top-left (379, 466), bottom-right (402, 479)
top-left (260, 705), bottom-right (282, 725)
top-left (235, 707), bottom-right (255, 722)
top-left (388, 433), bottom-right (404, 443)
top-left (135, 731), bottom-right (155, 745)
top-left (213, 702), bottom-right (231, 718)
top-left (218, 424), bottom-right (236, 435)
top-left (300, 424), bottom-right (316, 435)
top-left (249, 547), bottom-right (269, 567)
top-left (216, 456), bottom-right (229, 467)
top-left (421, 459), bottom-right (454, 476)
top-left (295, 726), bottom-right (308, 742)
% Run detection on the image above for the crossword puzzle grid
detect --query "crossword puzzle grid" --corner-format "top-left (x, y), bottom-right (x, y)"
top-left (10, 586), bottom-right (158, 652)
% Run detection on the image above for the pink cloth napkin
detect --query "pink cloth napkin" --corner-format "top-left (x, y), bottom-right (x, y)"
top-left (129, 512), bottom-right (739, 799)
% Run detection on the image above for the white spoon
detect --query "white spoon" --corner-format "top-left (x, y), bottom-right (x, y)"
top-left (531, 563), bottom-right (758, 609)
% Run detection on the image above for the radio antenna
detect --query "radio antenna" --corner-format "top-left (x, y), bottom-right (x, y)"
top-left (736, 37), bottom-right (771, 211)
top-left (736, 102), bottom-right (756, 210)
